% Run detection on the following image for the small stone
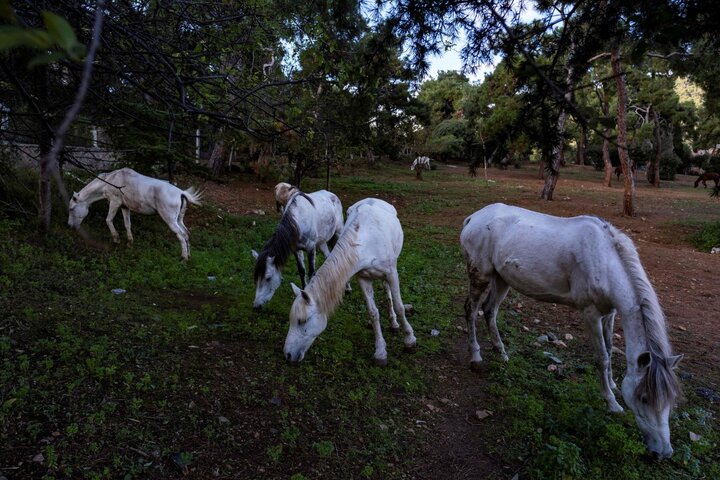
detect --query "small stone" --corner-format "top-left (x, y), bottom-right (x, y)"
top-left (475, 409), bottom-right (493, 421)
top-left (33, 453), bottom-right (44, 464)
top-left (533, 318), bottom-right (541, 324)
top-left (543, 352), bottom-right (563, 364)
top-left (552, 340), bottom-right (568, 348)
top-left (532, 342), bottom-right (542, 348)
top-left (207, 275), bottom-right (217, 281)
top-left (379, 424), bottom-right (388, 431)
top-left (614, 333), bottom-right (622, 340)
top-left (111, 288), bottom-right (126, 295)
top-left (430, 329), bottom-right (440, 336)
top-left (547, 332), bottom-right (558, 342)
top-left (536, 335), bottom-right (549, 343)
top-left (564, 333), bottom-right (573, 341)
top-left (689, 432), bottom-right (702, 442)
top-left (218, 416), bottom-right (229, 424)
top-left (269, 396), bottom-right (282, 406)
top-left (677, 325), bottom-right (687, 331)
top-left (611, 346), bottom-right (625, 356)
top-left (522, 326), bottom-right (530, 332)
top-left (547, 364), bottom-right (558, 372)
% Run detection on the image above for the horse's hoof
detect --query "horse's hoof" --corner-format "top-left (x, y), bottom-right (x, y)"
top-left (389, 325), bottom-right (400, 335)
top-left (374, 357), bottom-right (388, 367)
top-left (500, 354), bottom-right (509, 362)
top-left (470, 360), bottom-right (484, 372)
top-left (403, 342), bottom-right (417, 353)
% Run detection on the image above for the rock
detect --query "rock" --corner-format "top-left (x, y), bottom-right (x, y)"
top-left (533, 318), bottom-right (541, 324)
top-left (218, 416), bottom-right (229, 424)
top-left (611, 346), bottom-right (625, 356)
top-left (614, 333), bottom-right (622, 340)
top-left (475, 409), bottom-right (493, 421)
top-left (547, 364), bottom-right (558, 372)
top-left (32, 453), bottom-right (44, 464)
top-left (430, 329), bottom-right (440, 336)
top-left (552, 340), bottom-right (567, 348)
top-left (564, 333), bottom-right (573, 341)
top-left (689, 432), bottom-right (702, 442)
top-left (547, 332), bottom-right (558, 342)
top-left (207, 276), bottom-right (216, 281)
top-left (111, 288), bottom-right (126, 295)
top-left (536, 335), bottom-right (549, 343)
top-left (379, 424), bottom-right (388, 431)
top-left (543, 352), bottom-right (563, 364)
top-left (677, 325), bottom-right (687, 331)
top-left (522, 326), bottom-right (530, 332)
top-left (248, 209), bottom-right (266, 215)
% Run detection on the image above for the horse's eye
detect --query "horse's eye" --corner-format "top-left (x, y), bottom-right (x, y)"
top-left (266, 276), bottom-right (272, 281)
top-left (640, 394), bottom-right (648, 404)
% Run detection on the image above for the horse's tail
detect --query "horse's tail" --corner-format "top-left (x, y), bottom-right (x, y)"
top-left (182, 186), bottom-right (203, 206)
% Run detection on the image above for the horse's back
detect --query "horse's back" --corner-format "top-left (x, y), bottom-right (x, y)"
top-left (303, 190), bottom-right (344, 238)
top-left (345, 198), bottom-right (402, 261)
top-left (101, 168), bottom-right (184, 212)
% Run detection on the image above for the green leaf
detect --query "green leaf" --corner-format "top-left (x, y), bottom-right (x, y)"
top-left (42, 10), bottom-right (77, 52)
top-left (0, 25), bottom-right (26, 50)
top-left (28, 50), bottom-right (66, 68)
top-left (21, 29), bottom-right (53, 49)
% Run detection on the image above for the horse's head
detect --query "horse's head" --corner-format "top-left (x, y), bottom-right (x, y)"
top-left (252, 249), bottom-right (282, 309)
top-left (67, 192), bottom-right (89, 228)
top-left (621, 351), bottom-right (682, 459)
top-left (284, 283), bottom-right (327, 363)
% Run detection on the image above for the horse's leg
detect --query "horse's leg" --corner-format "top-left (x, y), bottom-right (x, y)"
top-left (383, 281), bottom-right (399, 332)
top-left (307, 247), bottom-right (317, 279)
top-left (177, 199), bottom-right (191, 257)
top-left (106, 201), bottom-right (122, 243)
top-left (121, 207), bottom-right (133, 243)
top-left (159, 208), bottom-right (190, 260)
top-left (464, 266), bottom-right (489, 369)
top-left (602, 311), bottom-right (618, 391)
top-left (358, 278), bottom-right (387, 366)
top-left (480, 275), bottom-right (510, 362)
top-left (294, 251), bottom-right (307, 287)
top-left (386, 268), bottom-right (416, 352)
top-left (318, 242), bottom-right (331, 258)
top-left (583, 306), bottom-right (624, 413)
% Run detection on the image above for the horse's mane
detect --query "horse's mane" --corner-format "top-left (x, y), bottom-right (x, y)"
top-left (612, 226), bottom-right (682, 408)
top-left (304, 224), bottom-right (359, 316)
top-left (254, 212), bottom-right (300, 282)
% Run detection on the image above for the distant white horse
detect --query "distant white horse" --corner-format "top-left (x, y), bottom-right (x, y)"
top-left (284, 198), bottom-right (417, 366)
top-left (274, 182), bottom-right (298, 212)
top-left (252, 190), bottom-right (343, 308)
top-left (460, 203), bottom-right (682, 459)
top-left (68, 168), bottom-right (202, 260)
top-left (410, 156), bottom-right (431, 179)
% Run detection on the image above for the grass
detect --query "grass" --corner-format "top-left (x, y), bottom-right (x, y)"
top-left (1, 163), bottom-right (719, 479)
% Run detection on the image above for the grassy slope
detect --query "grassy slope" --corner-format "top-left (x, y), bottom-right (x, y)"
top-left (0, 164), bottom-right (718, 479)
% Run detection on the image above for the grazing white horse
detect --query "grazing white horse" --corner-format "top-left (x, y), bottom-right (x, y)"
top-left (68, 168), bottom-right (202, 260)
top-left (252, 190), bottom-right (343, 308)
top-left (274, 182), bottom-right (298, 212)
top-left (284, 198), bottom-right (417, 365)
top-left (460, 203), bottom-right (682, 459)
top-left (410, 156), bottom-right (431, 179)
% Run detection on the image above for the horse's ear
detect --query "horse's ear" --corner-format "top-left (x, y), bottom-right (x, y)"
top-left (251, 249), bottom-right (259, 260)
top-left (291, 282), bottom-right (302, 297)
top-left (667, 354), bottom-right (683, 369)
top-left (637, 351), bottom-right (652, 370)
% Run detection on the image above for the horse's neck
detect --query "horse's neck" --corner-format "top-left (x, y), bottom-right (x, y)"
top-left (306, 240), bottom-right (360, 315)
top-left (79, 178), bottom-right (108, 203)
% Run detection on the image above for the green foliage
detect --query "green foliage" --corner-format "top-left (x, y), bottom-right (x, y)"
top-left (689, 222), bottom-right (720, 251)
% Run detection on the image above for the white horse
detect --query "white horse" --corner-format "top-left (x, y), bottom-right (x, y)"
top-left (410, 156), bottom-right (431, 179)
top-left (67, 168), bottom-right (202, 260)
top-left (274, 182), bottom-right (298, 212)
top-left (284, 198), bottom-right (417, 366)
top-left (252, 190), bottom-right (343, 308)
top-left (459, 203), bottom-right (682, 459)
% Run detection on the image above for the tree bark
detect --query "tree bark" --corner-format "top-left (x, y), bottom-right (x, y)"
top-left (648, 105), bottom-right (661, 187)
top-left (576, 125), bottom-right (586, 165)
top-left (603, 129), bottom-right (613, 187)
top-left (208, 141), bottom-right (226, 176)
top-left (611, 44), bottom-right (635, 216)
top-left (38, 136), bottom-right (52, 232)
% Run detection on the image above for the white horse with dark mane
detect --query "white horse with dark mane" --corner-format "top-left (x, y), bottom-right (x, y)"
top-left (460, 203), bottom-right (682, 459)
top-left (284, 198), bottom-right (417, 365)
top-left (252, 189), bottom-right (343, 308)
top-left (67, 168), bottom-right (202, 260)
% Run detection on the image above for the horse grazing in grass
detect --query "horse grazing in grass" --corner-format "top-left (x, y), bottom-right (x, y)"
top-left (274, 182), bottom-right (299, 212)
top-left (460, 203), bottom-right (682, 459)
top-left (284, 198), bottom-right (417, 365)
top-left (694, 172), bottom-right (720, 188)
top-left (252, 190), bottom-right (343, 308)
top-left (68, 168), bottom-right (202, 260)
top-left (410, 156), bottom-right (431, 180)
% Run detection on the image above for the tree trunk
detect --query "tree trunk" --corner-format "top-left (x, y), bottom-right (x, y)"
top-left (38, 136), bottom-right (52, 232)
top-left (208, 141), bottom-right (226, 176)
top-left (648, 105), bottom-right (661, 187)
top-left (603, 129), bottom-right (613, 187)
top-left (576, 125), bottom-right (586, 165)
top-left (611, 44), bottom-right (635, 216)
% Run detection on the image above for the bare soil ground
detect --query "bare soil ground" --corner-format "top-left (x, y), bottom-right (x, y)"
top-left (197, 164), bottom-right (720, 479)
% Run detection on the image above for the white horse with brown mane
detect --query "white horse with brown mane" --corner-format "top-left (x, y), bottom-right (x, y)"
top-left (460, 203), bottom-right (682, 459)
top-left (284, 198), bottom-right (417, 365)
top-left (68, 168), bottom-right (202, 260)
top-left (252, 189), bottom-right (344, 308)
